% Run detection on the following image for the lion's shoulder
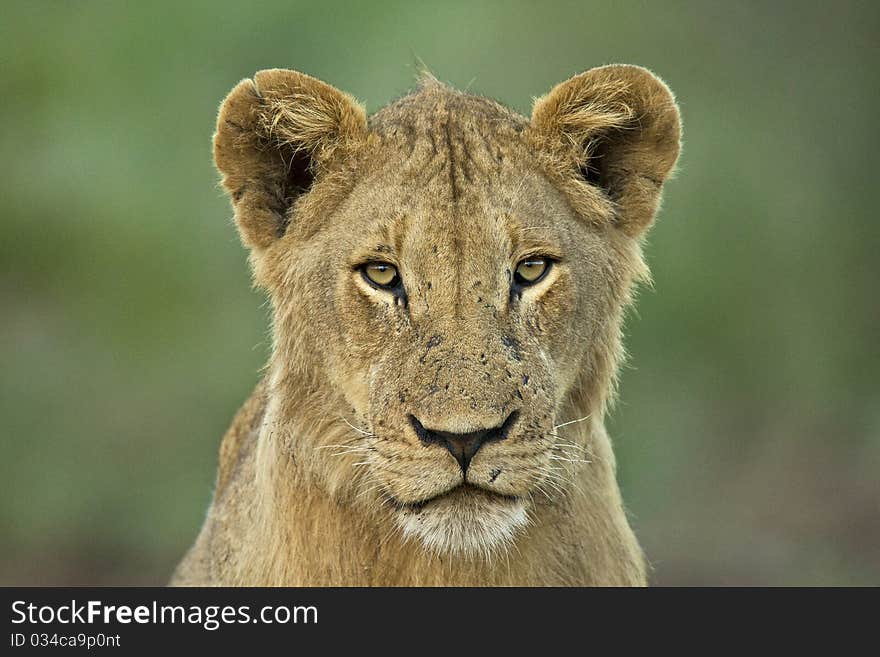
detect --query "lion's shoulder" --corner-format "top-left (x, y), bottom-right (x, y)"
top-left (215, 379), bottom-right (267, 498)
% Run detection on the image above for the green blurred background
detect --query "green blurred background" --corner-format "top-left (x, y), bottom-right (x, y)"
top-left (2, 1), bottom-right (878, 586)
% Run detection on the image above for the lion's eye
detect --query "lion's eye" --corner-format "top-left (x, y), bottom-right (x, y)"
top-left (361, 262), bottom-right (400, 288)
top-left (514, 258), bottom-right (551, 286)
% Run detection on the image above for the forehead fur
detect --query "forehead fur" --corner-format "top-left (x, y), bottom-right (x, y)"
top-left (370, 79), bottom-right (524, 195)
top-left (360, 77), bottom-right (614, 229)
top-left (371, 75), bottom-right (526, 134)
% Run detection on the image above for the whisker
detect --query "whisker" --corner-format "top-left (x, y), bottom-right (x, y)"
top-left (536, 466), bottom-right (572, 486)
top-left (553, 414), bottom-right (592, 430)
top-left (355, 482), bottom-right (386, 500)
top-left (339, 415), bottom-right (374, 436)
top-left (534, 470), bottom-right (568, 495)
top-left (538, 469), bottom-right (565, 486)
top-left (316, 433), bottom-right (371, 448)
top-left (342, 433), bottom-right (374, 444)
top-left (381, 523), bottom-right (403, 550)
top-left (533, 483), bottom-right (554, 502)
top-left (317, 444), bottom-right (377, 458)
top-left (549, 455), bottom-right (592, 464)
top-left (550, 442), bottom-right (590, 453)
top-left (317, 443), bottom-right (374, 452)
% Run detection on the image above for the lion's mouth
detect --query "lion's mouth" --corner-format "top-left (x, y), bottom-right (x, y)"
top-left (388, 483), bottom-right (519, 512)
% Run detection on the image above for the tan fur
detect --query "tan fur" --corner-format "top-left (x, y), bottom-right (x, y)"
top-left (172, 65), bottom-right (681, 586)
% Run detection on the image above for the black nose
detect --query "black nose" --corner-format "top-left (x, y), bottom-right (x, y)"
top-left (409, 412), bottom-right (518, 473)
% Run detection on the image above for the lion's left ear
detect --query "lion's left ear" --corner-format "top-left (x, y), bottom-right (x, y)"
top-left (530, 65), bottom-right (681, 237)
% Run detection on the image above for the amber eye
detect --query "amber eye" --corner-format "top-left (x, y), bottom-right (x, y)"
top-left (513, 257), bottom-right (551, 286)
top-left (361, 262), bottom-right (400, 288)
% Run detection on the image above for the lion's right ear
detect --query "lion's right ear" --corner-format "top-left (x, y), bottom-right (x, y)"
top-left (213, 69), bottom-right (367, 250)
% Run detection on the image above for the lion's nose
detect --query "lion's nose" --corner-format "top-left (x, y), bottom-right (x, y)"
top-left (408, 412), bottom-right (518, 473)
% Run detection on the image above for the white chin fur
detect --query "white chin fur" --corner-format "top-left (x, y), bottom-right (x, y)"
top-left (394, 489), bottom-right (529, 558)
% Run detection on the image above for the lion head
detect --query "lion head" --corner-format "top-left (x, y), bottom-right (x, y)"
top-left (212, 66), bottom-right (680, 558)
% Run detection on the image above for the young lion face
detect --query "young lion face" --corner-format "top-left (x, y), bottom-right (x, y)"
top-left (213, 67), bottom-right (680, 556)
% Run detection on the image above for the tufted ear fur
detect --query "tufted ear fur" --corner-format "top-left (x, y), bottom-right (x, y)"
top-left (213, 69), bottom-right (367, 250)
top-left (530, 65), bottom-right (681, 237)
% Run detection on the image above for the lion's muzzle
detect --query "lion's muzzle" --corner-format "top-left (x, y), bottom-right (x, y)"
top-left (408, 411), bottom-right (519, 473)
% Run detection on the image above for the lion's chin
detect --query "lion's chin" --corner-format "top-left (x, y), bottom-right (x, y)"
top-left (393, 486), bottom-right (529, 558)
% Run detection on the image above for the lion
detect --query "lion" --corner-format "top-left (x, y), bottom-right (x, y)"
top-left (171, 64), bottom-right (681, 586)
